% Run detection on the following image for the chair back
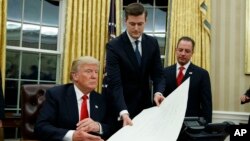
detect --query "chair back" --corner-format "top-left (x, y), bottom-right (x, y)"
top-left (21, 84), bottom-right (55, 140)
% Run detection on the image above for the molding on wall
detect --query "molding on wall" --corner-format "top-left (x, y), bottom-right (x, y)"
top-left (212, 111), bottom-right (250, 124)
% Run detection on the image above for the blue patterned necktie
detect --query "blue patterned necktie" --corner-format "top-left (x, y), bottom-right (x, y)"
top-left (134, 40), bottom-right (141, 65)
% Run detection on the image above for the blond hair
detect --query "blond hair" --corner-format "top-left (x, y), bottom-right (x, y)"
top-left (70, 56), bottom-right (99, 80)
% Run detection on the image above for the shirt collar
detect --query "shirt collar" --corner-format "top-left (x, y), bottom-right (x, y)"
top-left (126, 30), bottom-right (142, 43)
top-left (177, 61), bottom-right (191, 70)
top-left (74, 84), bottom-right (89, 101)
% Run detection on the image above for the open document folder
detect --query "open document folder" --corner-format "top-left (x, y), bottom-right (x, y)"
top-left (107, 78), bottom-right (190, 141)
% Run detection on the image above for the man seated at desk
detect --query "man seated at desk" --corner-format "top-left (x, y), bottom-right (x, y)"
top-left (35, 56), bottom-right (112, 141)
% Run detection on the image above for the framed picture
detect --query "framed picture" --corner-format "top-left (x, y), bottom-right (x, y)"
top-left (245, 0), bottom-right (250, 74)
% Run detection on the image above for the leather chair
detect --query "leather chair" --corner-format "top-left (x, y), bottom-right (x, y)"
top-left (21, 84), bottom-right (55, 141)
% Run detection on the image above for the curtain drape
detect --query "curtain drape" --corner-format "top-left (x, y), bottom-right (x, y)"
top-left (0, 0), bottom-right (6, 91)
top-left (167, 0), bottom-right (211, 71)
top-left (63, 0), bottom-right (121, 92)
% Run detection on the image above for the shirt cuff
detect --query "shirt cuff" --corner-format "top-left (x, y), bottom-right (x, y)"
top-left (63, 130), bottom-right (74, 141)
top-left (97, 122), bottom-right (103, 134)
top-left (154, 92), bottom-right (163, 96)
top-left (118, 110), bottom-right (129, 121)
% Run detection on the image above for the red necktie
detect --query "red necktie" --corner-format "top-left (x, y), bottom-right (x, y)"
top-left (80, 95), bottom-right (89, 120)
top-left (177, 66), bottom-right (185, 86)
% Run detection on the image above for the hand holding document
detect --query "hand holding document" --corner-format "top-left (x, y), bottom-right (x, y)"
top-left (108, 78), bottom-right (190, 141)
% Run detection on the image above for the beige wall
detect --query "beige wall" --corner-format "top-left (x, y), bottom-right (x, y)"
top-left (211, 0), bottom-right (250, 112)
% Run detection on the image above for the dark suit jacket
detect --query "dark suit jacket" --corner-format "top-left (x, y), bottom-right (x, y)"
top-left (0, 72), bottom-right (5, 120)
top-left (106, 32), bottom-right (163, 119)
top-left (34, 84), bottom-right (111, 141)
top-left (0, 86), bottom-right (4, 120)
top-left (244, 88), bottom-right (250, 97)
top-left (243, 87), bottom-right (250, 125)
top-left (159, 63), bottom-right (212, 123)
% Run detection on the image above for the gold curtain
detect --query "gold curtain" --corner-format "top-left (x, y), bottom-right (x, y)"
top-left (0, 0), bottom-right (6, 90)
top-left (167, 0), bottom-right (211, 71)
top-left (63, 0), bottom-right (121, 92)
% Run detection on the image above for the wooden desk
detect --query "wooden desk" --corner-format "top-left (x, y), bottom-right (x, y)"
top-left (1, 113), bottom-right (21, 140)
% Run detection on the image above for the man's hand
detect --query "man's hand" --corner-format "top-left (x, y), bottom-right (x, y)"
top-left (76, 118), bottom-right (100, 133)
top-left (154, 92), bottom-right (165, 106)
top-left (240, 95), bottom-right (250, 103)
top-left (122, 114), bottom-right (133, 126)
top-left (73, 130), bottom-right (103, 141)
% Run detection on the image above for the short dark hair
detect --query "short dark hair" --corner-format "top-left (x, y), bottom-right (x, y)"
top-left (125, 3), bottom-right (147, 20)
top-left (177, 36), bottom-right (195, 49)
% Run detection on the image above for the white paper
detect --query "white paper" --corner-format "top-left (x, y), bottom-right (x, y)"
top-left (108, 78), bottom-right (190, 141)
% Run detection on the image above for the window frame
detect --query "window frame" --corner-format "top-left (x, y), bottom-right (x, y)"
top-left (5, 0), bottom-right (65, 113)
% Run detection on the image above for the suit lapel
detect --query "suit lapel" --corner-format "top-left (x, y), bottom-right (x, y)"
top-left (171, 64), bottom-right (178, 87)
top-left (140, 34), bottom-right (148, 74)
top-left (122, 32), bottom-right (142, 70)
top-left (184, 63), bottom-right (194, 81)
top-left (65, 85), bottom-right (79, 122)
top-left (89, 92), bottom-right (101, 120)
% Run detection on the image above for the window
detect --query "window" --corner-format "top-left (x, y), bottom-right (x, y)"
top-left (5, 0), bottom-right (62, 114)
top-left (122, 0), bottom-right (169, 64)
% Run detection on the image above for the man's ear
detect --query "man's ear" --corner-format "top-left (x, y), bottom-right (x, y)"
top-left (72, 72), bottom-right (79, 81)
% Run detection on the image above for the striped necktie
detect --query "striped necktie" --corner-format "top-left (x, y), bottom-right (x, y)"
top-left (134, 40), bottom-right (141, 65)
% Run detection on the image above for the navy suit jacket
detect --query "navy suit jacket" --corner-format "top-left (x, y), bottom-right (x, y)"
top-left (34, 84), bottom-right (111, 141)
top-left (106, 32), bottom-right (163, 118)
top-left (159, 63), bottom-right (212, 123)
top-left (242, 88), bottom-right (250, 125)
top-left (245, 88), bottom-right (250, 97)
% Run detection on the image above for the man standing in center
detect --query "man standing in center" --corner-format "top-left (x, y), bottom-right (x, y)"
top-left (106, 2), bottom-right (164, 129)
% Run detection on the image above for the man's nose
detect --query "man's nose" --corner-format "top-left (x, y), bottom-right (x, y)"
top-left (134, 24), bottom-right (139, 30)
top-left (180, 51), bottom-right (186, 55)
top-left (91, 73), bottom-right (98, 78)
